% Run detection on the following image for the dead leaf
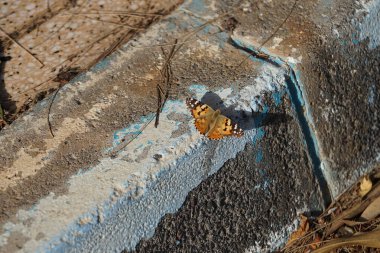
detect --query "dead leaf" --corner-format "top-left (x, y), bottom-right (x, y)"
top-left (367, 182), bottom-right (380, 199)
top-left (312, 229), bottom-right (380, 253)
top-left (286, 215), bottom-right (309, 247)
top-left (310, 235), bottom-right (321, 250)
top-left (361, 196), bottom-right (380, 220)
top-left (359, 175), bottom-right (372, 197)
top-left (325, 182), bottom-right (380, 235)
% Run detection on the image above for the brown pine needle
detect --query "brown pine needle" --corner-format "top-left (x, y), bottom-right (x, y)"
top-left (62, 11), bottom-right (163, 17)
top-left (78, 16), bottom-right (145, 30)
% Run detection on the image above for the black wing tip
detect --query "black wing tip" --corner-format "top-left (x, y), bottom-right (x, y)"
top-left (186, 97), bottom-right (193, 104)
top-left (186, 97), bottom-right (201, 108)
top-left (232, 123), bottom-right (244, 136)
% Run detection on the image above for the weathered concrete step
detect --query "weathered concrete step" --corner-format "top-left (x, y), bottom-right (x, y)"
top-left (7, 0), bottom-right (377, 251)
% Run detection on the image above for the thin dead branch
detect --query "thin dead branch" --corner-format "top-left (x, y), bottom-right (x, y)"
top-left (154, 39), bottom-right (177, 128)
top-left (108, 115), bottom-right (156, 158)
top-left (324, 182), bottom-right (380, 235)
top-left (62, 11), bottom-right (163, 17)
top-left (47, 85), bottom-right (63, 137)
top-left (154, 84), bottom-right (164, 128)
top-left (79, 15), bottom-right (146, 30)
top-left (312, 229), bottom-right (380, 253)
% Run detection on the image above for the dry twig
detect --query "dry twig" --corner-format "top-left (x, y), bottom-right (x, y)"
top-left (154, 39), bottom-right (177, 128)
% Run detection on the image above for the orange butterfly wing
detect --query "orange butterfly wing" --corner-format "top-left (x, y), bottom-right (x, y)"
top-left (207, 115), bottom-right (244, 140)
top-left (186, 98), bottom-right (244, 139)
top-left (186, 98), bottom-right (214, 135)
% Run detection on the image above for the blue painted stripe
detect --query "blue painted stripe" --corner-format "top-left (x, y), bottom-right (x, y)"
top-left (229, 37), bottom-right (332, 206)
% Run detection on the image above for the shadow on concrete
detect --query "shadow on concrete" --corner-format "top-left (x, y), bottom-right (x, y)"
top-left (0, 41), bottom-right (15, 118)
top-left (200, 91), bottom-right (291, 130)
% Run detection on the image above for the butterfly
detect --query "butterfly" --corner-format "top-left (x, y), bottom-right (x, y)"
top-left (186, 98), bottom-right (244, 140)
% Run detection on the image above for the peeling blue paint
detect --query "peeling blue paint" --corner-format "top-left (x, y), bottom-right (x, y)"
top-left (197, 21), bottom-right (212, 34)
top-left (256, 149), bottom-right (263, 163)
top-left (112, 114), bottom-right (154, 148)
top-left (230, 37), bottom-right (331, 205)
top-left (271, 91), bottom-right (283, 106)
top-left (351, 38), bottom-right (360, 45)
top-left (189, 84), bottom-right (209, 97)
top-left (54, 159), bottom-right (179, 252)
top-left (285, 69), bottom-right (331, 205)
top-left (41, 206), bottom-right (100, 253)
top-left (286, 74), bottom-right (319, 166)
top-left (166, 21), bottom-right (177, 31)
top-left (91, 55), bottom-right (113, 73)
top-left (230, 38), bottom-right (289, 68)
top-left (289, 70), bottom-right (321, 164)
top-left (252, 128), bottom-right (265, 145)
top-left (338, 39), bottom-right (347, 46)
top-left (162, 100), bottom-right (184, 112)
top-left (287, 67), bottom-right (305, 107)
top-left (215, 32), bottom-right (229, 48)
top-left (337, 37), bottom-right (361, 47)
top-left (187, 0), bottom-right (206, 14)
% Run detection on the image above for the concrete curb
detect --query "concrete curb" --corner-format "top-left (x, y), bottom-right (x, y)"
top-left (1, 0), bottom-right (379, 252)
top-left (0, 1), bottom-right (322, 252)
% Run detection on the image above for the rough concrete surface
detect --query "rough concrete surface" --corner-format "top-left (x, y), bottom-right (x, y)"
top-left (301, 0), bottom-right (380, 196)
top-left (0, 0), bottom-right (379, 252)
top-left (212, 0), bottom-right (380, 196)
top-left (133, 93), bottom-right (322, 253)
top-left (0, 0), bottom-right (322, 251)
top-left (129, 0), bottom-right (380, 252)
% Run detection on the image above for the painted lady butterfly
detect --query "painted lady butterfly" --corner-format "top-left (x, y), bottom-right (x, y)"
top-left (186, 98), bottom-right (244, 140)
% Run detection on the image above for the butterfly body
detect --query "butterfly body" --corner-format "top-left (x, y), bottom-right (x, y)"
top-left (186, 98), bottom-right (243, 140)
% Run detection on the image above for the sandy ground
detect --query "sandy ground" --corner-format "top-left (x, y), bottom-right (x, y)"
top-left (0, 0), bottom-right (182, 122)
